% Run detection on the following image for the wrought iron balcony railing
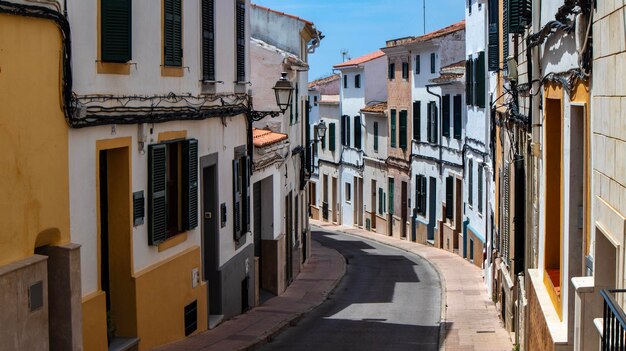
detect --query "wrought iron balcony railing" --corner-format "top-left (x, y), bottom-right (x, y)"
top-left (601, 289), bottom-right (626, 350)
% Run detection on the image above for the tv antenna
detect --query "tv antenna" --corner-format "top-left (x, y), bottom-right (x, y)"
top-left (341, 49), bottom-right (351, 62)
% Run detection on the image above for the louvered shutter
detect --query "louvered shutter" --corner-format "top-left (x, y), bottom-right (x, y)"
top-left (242, 156), bottom-right (251, 233)
top-left (148, 144), bottom-right (168, 245)
top-left (477, 52), bottom-right (486, 108)
top-left (428, 102), bottom-right (438, 143)
top-left (233, 159), bottom-right (242, 240)
top-left (421, 176), bottom-right (427, 216)
top-left (329, 123), bottom-right (336, 151)
top-left (388, 179), bottom-right (394, 215)
top-left (472, 58), bottom-right (478, 106)
top-left (430, 53), bottom-right (436, 73)
top-left (236, 0), bottom-right (246, 82)
top-left (164, 0), bottom-right (182, 66)
top-left (345, 116), bottom-right (351, 147)
top-left (445, 176), bottom-right (453, 219)
top-left (341, 116), bottom-right (346, 146)
top-left (202, 0), bottom-right (215, 81)
top-left (413, 101), bottom-right (421, 141)
top-left (344, 75), bottom-right (348, 89)
top-left (478, 164), bottom-right (484, 213)
top-left (442, 95), bottom-right (450, 137)
top-left (416, 176), bottom-right (422, 214)
top-left (488, 0), bottom-right (499, 71)
top-left (468, 160), bottom-right (474, 205)
top-left (378, 188), bottom-right (383, 215)
top-left (182, 139), bottom-right (199, 230)
top-left (101, 0), bottom-right (132, 63)
top-left (415, 55), bottom-right (421, 74)
top-left (427, 103), bottom-right (432, 142)
top-left (402, 62), bottom-right (409, 79)
top-left (466, 58), bottom-right (473, 105)
top-left (453, 95), bottom-right (462, 139)
top-left (399, 110), bottom-right (407, 150)
top-left (509, 0), bottom-right (531, 34)
top-left (503, 164), bottom-right (511, 264)
top-left (503, 0), bottom-right (509, 61)
top-left (390, 110), bottom-right (396, 147)
top-left (388, 63), bottom-right (395, 79)
top-left (373, 122), bottom-right (379, 151)
top-left (354, 116), bottom-right (362, 149)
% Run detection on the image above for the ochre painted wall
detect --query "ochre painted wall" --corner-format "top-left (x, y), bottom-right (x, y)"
top-left (0, 14), bottom-right (70, 265)
top-left (82, 292), bottom-right (108, 351)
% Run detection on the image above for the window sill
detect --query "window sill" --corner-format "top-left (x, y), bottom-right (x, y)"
top-left (97, 62), bottom-right (131, 75)
top-left (161, 66), bottom-right (185, 77)
top-left (157, 232), bottom-right (188, 252)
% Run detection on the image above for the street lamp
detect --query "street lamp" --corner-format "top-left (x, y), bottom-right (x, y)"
top-left (273, 72), bottom-right (294, 114)
top-left (314, 120), bottom-right (327, 142)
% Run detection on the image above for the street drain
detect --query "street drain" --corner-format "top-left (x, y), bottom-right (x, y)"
top-left (476, 330), bottom-right (495, 333)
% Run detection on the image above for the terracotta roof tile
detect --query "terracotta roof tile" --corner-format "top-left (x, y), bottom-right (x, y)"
top-left (386, 20), bottom-right (465, 48)
top-left (361, 101), bottom-right (387, 114)
top-left (308, 74), bottom-right (340, 89)
top-left (253, 128), bottom-right (289, 147)
top-left (333, 50), bottom-right (385, 69)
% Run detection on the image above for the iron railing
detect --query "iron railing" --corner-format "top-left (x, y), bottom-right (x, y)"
top-left (601, 289), bottom-right (626, 350)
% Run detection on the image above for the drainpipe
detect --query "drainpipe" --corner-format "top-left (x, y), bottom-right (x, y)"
top-left (426, 82), bottom-right (452, 175)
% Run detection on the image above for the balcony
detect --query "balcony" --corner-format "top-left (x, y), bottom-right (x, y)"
top-left (600, 289), bottom-right (626, 350)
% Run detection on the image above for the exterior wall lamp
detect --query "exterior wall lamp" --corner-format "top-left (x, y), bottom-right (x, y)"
top-left (314, 120), bottom-right (327, 143)
top-left (248, 72), bottom-right (294, 121)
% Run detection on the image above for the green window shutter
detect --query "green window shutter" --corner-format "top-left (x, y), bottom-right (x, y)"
top-left (478, 165), bottom-right (484, 213)
top-left (148, 144), bottom-right (168, 245)
top-left (402, 62), bottom-right (409, 79)
top-left (503, 0), bottom-right (509, 60)
top-left (355, 74), bottom-right (361, 88)
top-left (242, 156), bottom-right (251, 233)
top-left (466, 58), bottom-right (473, 105)
top-left (468, 160), bottom-right (474, 206)
top-left (390, 110), bottom-right (397, 147)
top-left (340, 116), bottom-right (346, 146)
top-left (413, 101), bottom-right (421, 141)
top-left (427, 102), bottom-right (438, 143)
top-left (329, 123), bottom-right (336, 151)
top-left (388, 63), bottom-right (395, 79)
top-left (345, 116), bottom-right (351, 147)
top-left (430, 53), bottom-right (436, 73)
top-left (399, 110), bottom-right (407, 150)
top-left (421, 176), bottom-right (427, 216)
top-left (472, 58), bottom-right (478, 106)
top-left (182, 139), bottom-right (199, 230)
top-left (295, 85), bottom-right (299, 122)
top-left (373, 121), bottom-right (379, 151)
top-left (236, 0), bottom-right (246, 82)
top-left (442, 95), bottom-right (450, 138)
top-left (453, 95), bottom-right (463, 139)
top-left (354, 116), bottom-right (361, 149)
top-left (509, 0), bottom-right (532, 34)
top-left (101, 0), bottom-right (132, 63)
top-left (378, 188), bottom-right (383, 215)
top-left (202, 0), bottom-right (215, 81)
top-left (477, 52), bottom-right (486, 108)
top-left (388, 179), bottom-right (394, 215)
top-left (415, 175), bottom-right (422, 214)
top-left (233, 158), bottom-right (242, 241)
top-left (164, 0), bottom-right (182, 67)
top-left (415, 55), bottom-right (421, 74)
top-left (488, 0), bottom-right (500, 71)
top-left (344, 74), bottom-right (348, 89)
top-left (445, 176), bottom-right (453, 219)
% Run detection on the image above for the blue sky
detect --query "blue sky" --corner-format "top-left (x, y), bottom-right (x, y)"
top-left (253, 0), bottom-right (464, 80)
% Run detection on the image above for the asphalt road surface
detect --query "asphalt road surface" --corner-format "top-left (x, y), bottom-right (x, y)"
top-left (259, 228), bottom-right (442, 351)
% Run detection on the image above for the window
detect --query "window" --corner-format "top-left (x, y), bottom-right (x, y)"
top-left (355, 74), bottom-right (361, 88)
top-left (416, 175), bottom-right (427, 216)
top-left (466, 57), bottom-right (473, 106)
top-left (341, 115), bottom-right (351, 147)
top-left (413, 101), bottom-right (421, 141)
top-left (488, 0), bottom-right (500, 71)
top-left (476, 52), bottom-right (486, 108)
top-left (388, 178), bottom-right (394, 215)
top-left (354, 116), bottom-right (362, 149)
top-left (314, 95), bottom-right (318, 105)
top-left (390, 109), bottom-right (397, 147)
top-left (373, 121), bottom-right (379, 151)
top-left (148, 139), bottom-right (198, 245)
top-left (344, 74), bottom-right (348, 89)
top-left (329, 123), bottom-right (336, 151)
top-left (101, 0), bottom-right (132, 62)
top-left (503, 0), bottom-right (509, 62)
top-left (508, 0), bottom-right (532, 34)
top-left (345, 183), bottom-right (351, 203)
top-left (164, 0), bottom-right (183, 67)
top-left (415, 55), bottom-right (421, 74)
top-left (445, 176), bottom-right (453, 220)
top-left (235, 0), bottom-right (246, 82)
top-left (468, 159), bottom-right (474, 206)
top-left (378, 188), bottom-right (384, 215)
top-left (430, 53), bottom-right (436, 73)
top-left (399, 110), bottom-right (408, 150)
top-left (388, 63), bottom-right (395, 80)
top-left (453, 95), bottom-right (462, 139)
top-left (442, 95), bottom-right (451, 138)
top-left (478, 164), bottom-right (484, 213)
top-left (232, 153), bottom-right (250, 241)
top-left (202, 0), bottom-right (215, 81)
top-left (402, 62), bottom-right (409, 79)
top-left (468, 0), bottom-right (472, 14)
top-left (427, 102), bottom-right (438, 143)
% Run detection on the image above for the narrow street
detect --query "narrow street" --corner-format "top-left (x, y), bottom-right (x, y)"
top-left (260, 229), bottom-right (441, 351)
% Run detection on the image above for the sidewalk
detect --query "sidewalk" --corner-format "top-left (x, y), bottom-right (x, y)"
top-left (311, 220), bottom-right (513, 351)
top-left (155, 240), bottom-right (345, 351)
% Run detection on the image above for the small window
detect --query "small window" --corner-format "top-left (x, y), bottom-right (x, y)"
top-left (402, 62), bottom-right (409, 79)
top-left (345, 183), bottom-right (351, 203)
top-left (314, 95), bottom-right (318, 106)
top-left (373, 121), bottom-right (379, 152)
top-left (388, 63), bottom-right (395, 79)
top-left (355, 74), bottom-right (361, 88)
top-left (378, 188), bottom-right (384, 215)
top-left (390, 109), bottom-right (397, 147)
top-left (430, 53), bottom-right (436, 73)
top-left (164, 0), bottom-right (183, 67)
top-left (468, 159), bottom-right (474, 206)
top-left (415, 55), bottom-right (421, 74)
top-left (344, 74), bottom-right (348, 89)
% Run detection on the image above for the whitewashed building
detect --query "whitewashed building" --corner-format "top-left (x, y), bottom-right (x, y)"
top-left (333, 50), bottom-right (387, 227)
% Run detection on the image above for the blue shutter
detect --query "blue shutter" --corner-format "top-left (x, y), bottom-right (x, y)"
top-left (148, 144), bottom-right (168, 245)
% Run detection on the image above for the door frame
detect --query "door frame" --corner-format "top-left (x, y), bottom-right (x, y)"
top-left (201, 153), bottom-right (220, 317)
